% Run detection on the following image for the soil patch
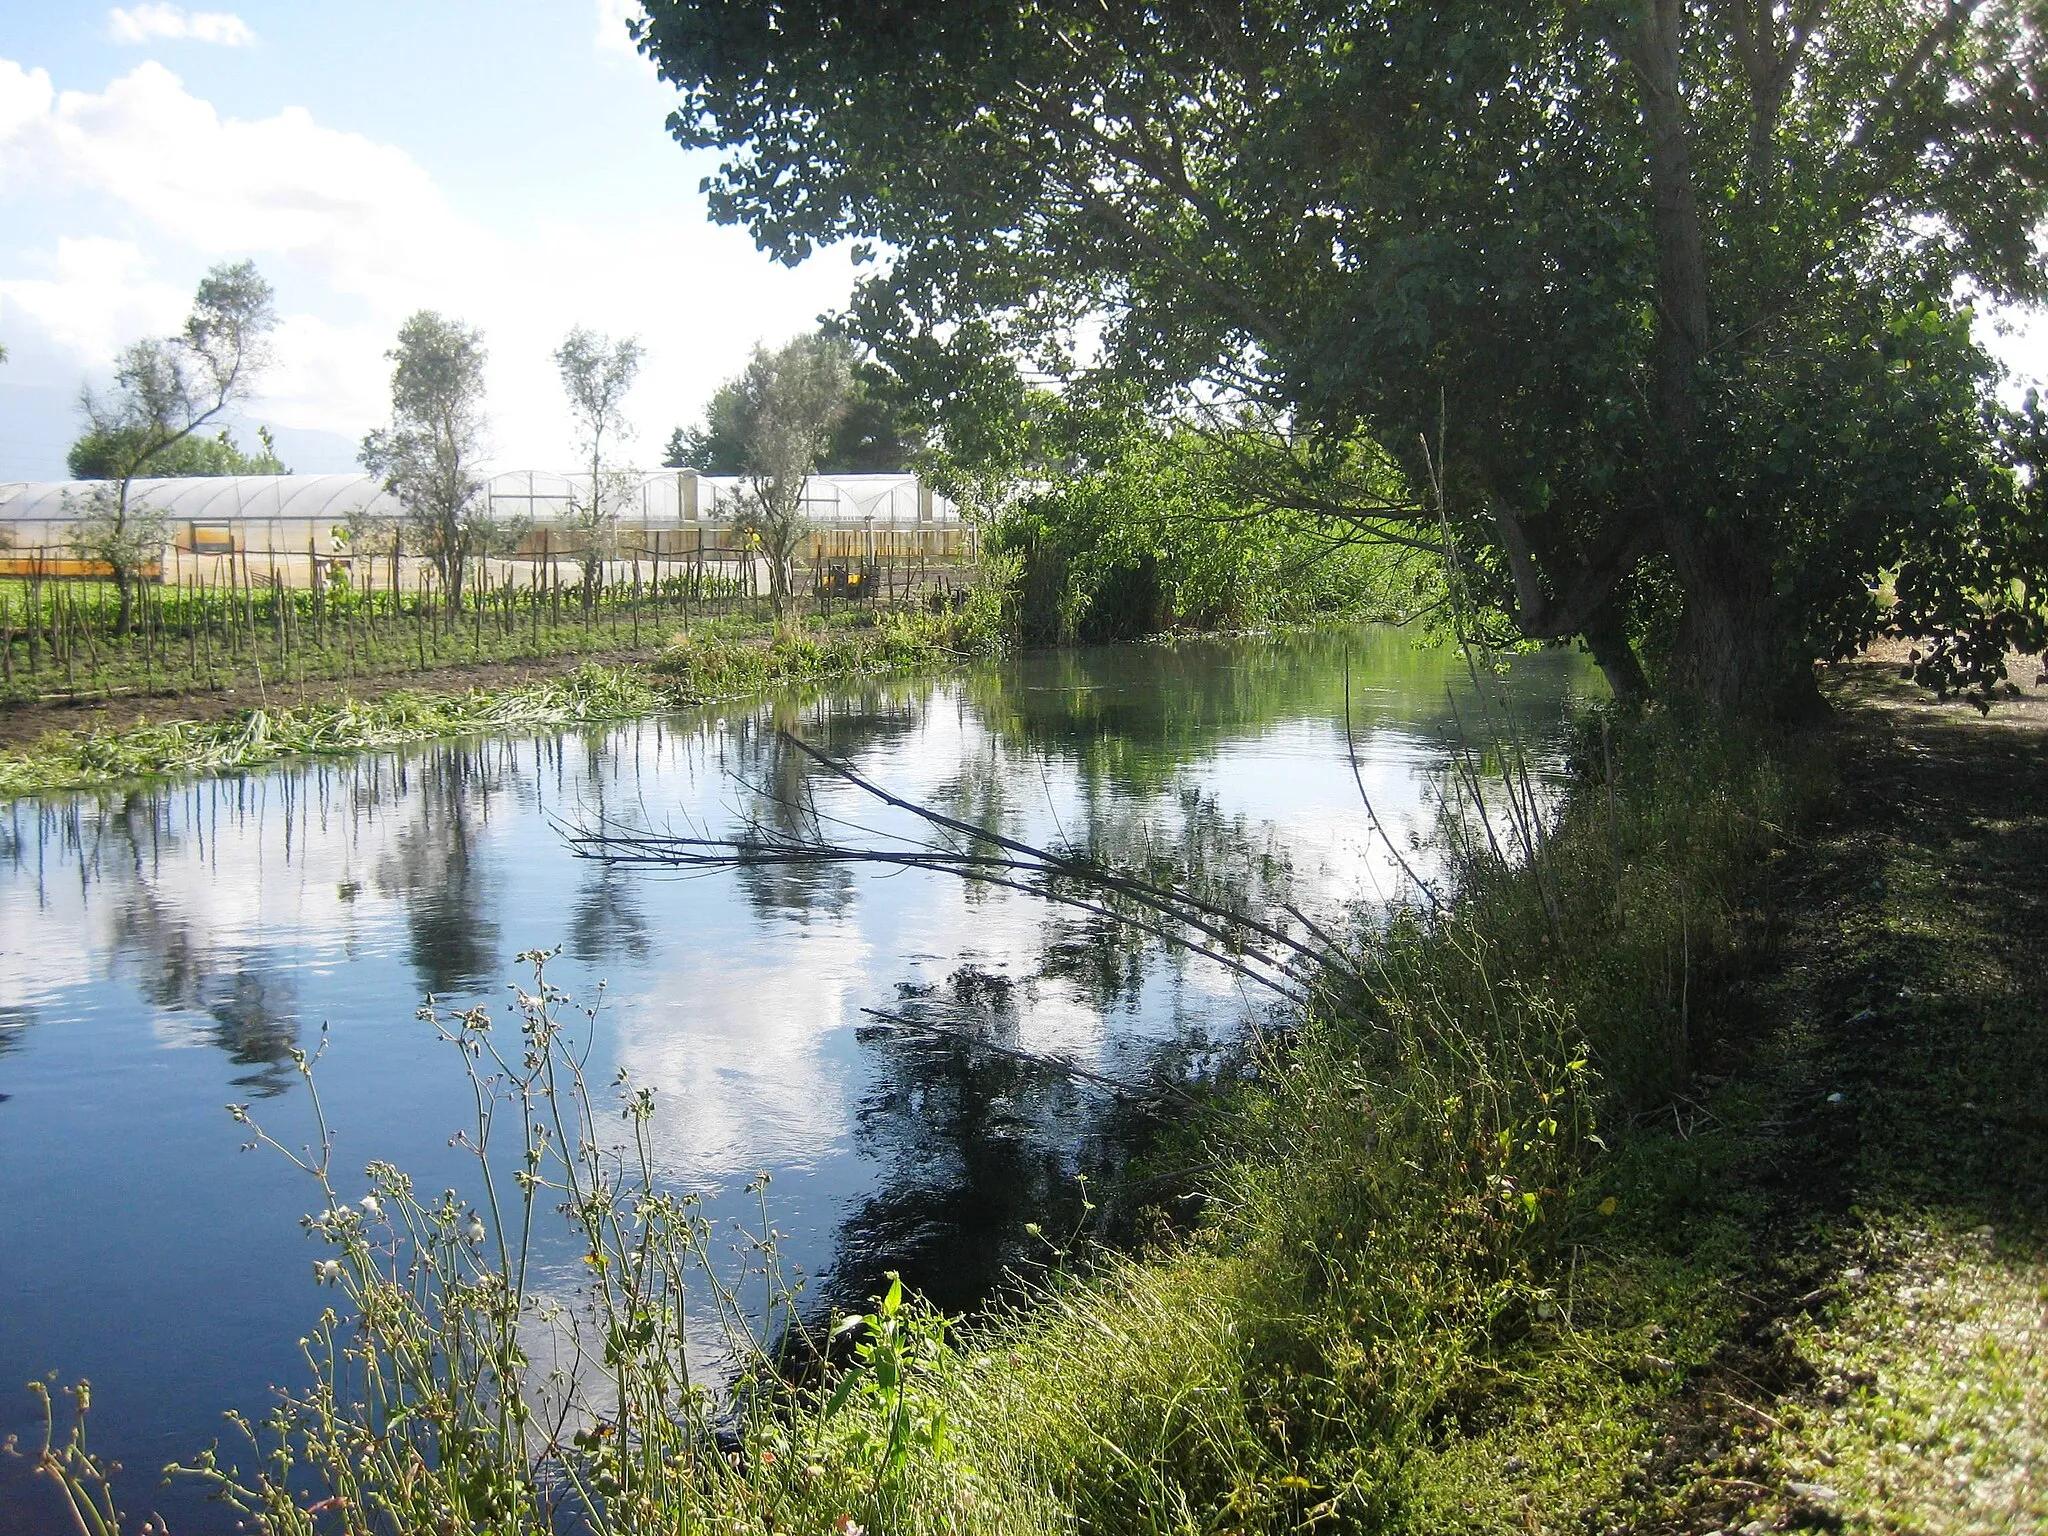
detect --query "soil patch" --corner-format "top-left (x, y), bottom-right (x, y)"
top-left (1618, 658), bottom-right (2048, 1532)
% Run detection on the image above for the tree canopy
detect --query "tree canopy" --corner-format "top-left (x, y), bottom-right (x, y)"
top-left (666, 352), bottom-right (922, 473)
top-left (556, 326), bottom-right (646, 604)
top-left (637, 0), bottom-right (2048, 713)
top-left (69, 258), bottom-right (277, 631)
top-left (67, 423), bottom-right (288, 479)
top-left (706, 331), bottom-right (855, 622)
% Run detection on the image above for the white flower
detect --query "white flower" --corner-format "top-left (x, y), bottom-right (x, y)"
top-left (313, 1259), bottom-right (343, 1285)
top-left (359, 1195), bottom-right (382, 1218)
top-left (463, 1213), bottom-right (487, 1245)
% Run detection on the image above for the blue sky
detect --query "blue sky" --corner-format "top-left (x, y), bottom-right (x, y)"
top-left (0, 2), bottom-right (857, 478)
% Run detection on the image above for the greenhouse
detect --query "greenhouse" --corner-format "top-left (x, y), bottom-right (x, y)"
top-left (0, 469), bottom-right (965, 589)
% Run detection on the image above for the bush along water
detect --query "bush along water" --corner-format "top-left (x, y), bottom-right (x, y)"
top-left (0, 604), bottom-right (1002, 798)
top-left (25, 699), bottom-right (1829, 1536)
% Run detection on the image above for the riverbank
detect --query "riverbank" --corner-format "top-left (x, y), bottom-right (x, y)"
top-left (772, 664), bottom-right (2045, 1535)
top-left (28, 653), bottom-right (2044, 1534)
top-left (0, 608), bottom-right (992, 797)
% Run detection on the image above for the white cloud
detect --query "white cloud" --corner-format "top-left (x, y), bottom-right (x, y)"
top-left (593, 0), bottom-right (643, 58)
top-left (108, 5), bottom-right (257, 48)
top-left (0, 234), bottom-right (189, 363)
top-left (0, 56), bottom-right (855, 469)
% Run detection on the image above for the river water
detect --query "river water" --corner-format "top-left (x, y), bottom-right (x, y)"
top-left (0, 627), bottom-right (1594, 1531)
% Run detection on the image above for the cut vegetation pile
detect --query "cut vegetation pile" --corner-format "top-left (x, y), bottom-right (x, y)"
top-left (0, 609), bottom-right (989, 797)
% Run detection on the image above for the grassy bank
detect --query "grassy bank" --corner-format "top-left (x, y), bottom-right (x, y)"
top-left (0, 608), bottom-right (991, 798)
top-left (31, 678), bottom-right (2045, 1535)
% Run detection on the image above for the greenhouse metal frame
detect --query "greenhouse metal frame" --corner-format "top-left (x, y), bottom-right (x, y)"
top-left (0, 470), bottom-right (968, 590)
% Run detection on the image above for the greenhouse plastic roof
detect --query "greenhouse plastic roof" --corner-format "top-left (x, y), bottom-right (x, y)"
top-left (0, 471), bottom-right (955, 526)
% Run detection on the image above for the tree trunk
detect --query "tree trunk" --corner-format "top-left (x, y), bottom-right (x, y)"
top-left (113, 570), bottom-right (135, 638)
top-left (1630, 0), bottom-right (1818, 718)
top-left (1581, 605), bottom-right (1650, 708)
top-left (1663, 524), bottom-right (1825, 718)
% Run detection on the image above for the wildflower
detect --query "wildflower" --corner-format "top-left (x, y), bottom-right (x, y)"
top-left (359, 1194), bottom-right (382, 1218)
top-left (464, 1213), bottom-right (486, 1245)
top-left (805, 1464), bottom-right (826, 1481)
top-left (313, 1259), bottom-right (343, 1285)
top-left (835, 1518), bottom-right (865, 1536)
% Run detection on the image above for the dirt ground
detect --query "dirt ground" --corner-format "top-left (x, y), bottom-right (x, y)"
top-left (0, 644), bottom-right (667, 754)
top-left (1626, 652), bottom-right (2048, 1533)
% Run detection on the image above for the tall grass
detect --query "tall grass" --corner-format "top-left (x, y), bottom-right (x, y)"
top-left (28, 711), bottom-right (1826, 1535)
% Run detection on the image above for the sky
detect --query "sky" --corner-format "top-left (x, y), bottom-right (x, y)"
top-left (4, 7), bottom-right (2046, 484)
top-left (0, 1), bottom-right (859, 480)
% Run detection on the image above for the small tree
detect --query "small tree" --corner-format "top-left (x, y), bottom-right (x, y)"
top-left (361, 312), bottom-right (490, 614)
top-left (554, 327), bottom-right (645, 610)
top-left (713, 332), bottom-right (853, 624)
top-left (341, 504), bottom-right (403, 601)
top-left (71, 260), bottom-right (277, 632)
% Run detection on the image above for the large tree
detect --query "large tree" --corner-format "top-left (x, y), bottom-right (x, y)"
top-left (636, 0), bottom-right (2048, 714)
top-left (70, 260), bottom-right (276, 632)
top-left (361, 312), bottom-right (491, 614)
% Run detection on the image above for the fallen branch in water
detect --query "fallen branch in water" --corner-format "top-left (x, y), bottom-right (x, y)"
top-left (859, 1006), bottom-right (1202, 1111)
top-left (564, 731), bottom-right (1382, 1008)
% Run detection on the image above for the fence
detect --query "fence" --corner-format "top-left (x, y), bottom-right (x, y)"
top-left (0, 531), bottom-right (978, 706)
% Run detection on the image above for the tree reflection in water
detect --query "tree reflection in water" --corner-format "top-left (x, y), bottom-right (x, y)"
top-left (0, 628), bottom-right (1593, 1339)
top-left (374, 746), bottom-right (504, 994)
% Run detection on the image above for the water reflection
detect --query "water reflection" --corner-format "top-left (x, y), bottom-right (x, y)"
top-left (0, 627), bottom-right (1594, 1535)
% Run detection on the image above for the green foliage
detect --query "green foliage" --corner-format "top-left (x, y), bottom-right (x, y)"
top-left (361, 311), bottom-right (492, 610)
top-left (556, 327), bottom-right (646, 605)
top-left (700, 333), bottom-right (857, 622)
top-left (70, 259), bottom-right (278, 631)
top-left (652, 604), bottom-right (992, 700)
top-left (637, 0), bottom-right (2048, 710)
top-left (669, 358), bottom-right (922, 474)
top-left (67, 424), bottom-right (289, 479)
top-left (0, 605), bottom-right (997, 795)
top-left (992, 425), bottom-right (1433, 643)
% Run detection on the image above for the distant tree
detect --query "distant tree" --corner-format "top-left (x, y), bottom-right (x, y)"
top-left (667, 353), bottom-right (920, 475)
top-left (554, 326), bottom-right (645, 609)
top-left (821, 361), bottom-right (923, 470)
top-left (68, 423), bottom-right (289, 479)
top-left (70, 260), bottom-right (277, 633)
top-left (341, 502), bottom-right (404, 597)
top-left (664, 382), bottom-right (748, 473)
top-left (361, 312), bottom-right (490, 614)
top-left (713, 332), bottom-right (853, 624)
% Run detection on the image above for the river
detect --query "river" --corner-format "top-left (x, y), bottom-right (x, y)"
top-left (0, 626), bottom-right (1595, 1531)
